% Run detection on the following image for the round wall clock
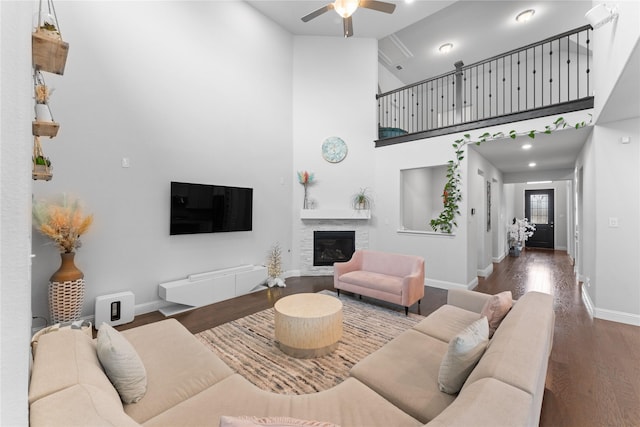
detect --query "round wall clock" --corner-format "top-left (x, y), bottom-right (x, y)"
top-left (321, 137), bottom-right (348, 163)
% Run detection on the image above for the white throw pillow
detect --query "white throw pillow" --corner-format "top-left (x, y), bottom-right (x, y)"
top-left (96, 322), bottom-right (147, 403)
top-left (438, 316), bottom-right (489, 395)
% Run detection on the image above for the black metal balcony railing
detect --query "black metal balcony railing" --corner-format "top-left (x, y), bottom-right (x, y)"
top-left (376, 25), bottom-right (594, 146)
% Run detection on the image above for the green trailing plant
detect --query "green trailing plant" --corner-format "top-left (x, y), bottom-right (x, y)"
top-left (430, 115), bottom-right (591, 233)
top-left (34, 155), bottom-right (51, 167)
top-left (352, 187), bottom-right (373, 210)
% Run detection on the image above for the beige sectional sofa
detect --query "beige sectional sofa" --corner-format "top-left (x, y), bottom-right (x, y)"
top-left (29, 289), bottom-right (554, 427)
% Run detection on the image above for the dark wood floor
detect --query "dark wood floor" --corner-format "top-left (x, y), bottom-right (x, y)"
top-left (120, 248), bottom-right (640, 427)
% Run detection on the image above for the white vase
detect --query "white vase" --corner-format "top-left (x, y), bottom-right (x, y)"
top-left (35, 104), bottom-right (52, 122)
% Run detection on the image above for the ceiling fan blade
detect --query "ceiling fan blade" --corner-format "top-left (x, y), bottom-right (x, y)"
top-left (359, 0), bottom-right (396, 14)
top-left (301, 4), bottom-right (334, 22)
top-left (343, 16), bottom-right (354, 37)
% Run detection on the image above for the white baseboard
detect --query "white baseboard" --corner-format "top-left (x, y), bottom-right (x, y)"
top-left (581, 286), bottom-right (640, 326)
top-left (595, 307), bottom-right (640, 326)
top-left (425, 278), bottom-right (469, 291)
top-left (477, 263), bottom-right (493, 278)
top-left (555, 246), bottom-right (567, 251)
top-left (467, 277), bottom-right (479, 290)
top-left (581, 286), bottom-right (595, 319)
top-left (135, 299), bottom-right (172, 316)
top-left (492, 253), bottom-right (506, 263)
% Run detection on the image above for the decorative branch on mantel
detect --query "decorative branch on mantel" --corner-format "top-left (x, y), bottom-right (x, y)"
top-left (430, 115), bottom-right (592, 234)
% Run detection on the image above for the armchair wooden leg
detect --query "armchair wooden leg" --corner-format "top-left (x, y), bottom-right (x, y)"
top-left (405, 306), bottom-right (409, 315)
top-left (418, 299), bottom-right (421, 305)
top-left (337, 289), bottom-right (340, 296)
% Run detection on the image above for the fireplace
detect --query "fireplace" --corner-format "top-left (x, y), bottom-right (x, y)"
top-left (313, 231), bottom-right (355, 266)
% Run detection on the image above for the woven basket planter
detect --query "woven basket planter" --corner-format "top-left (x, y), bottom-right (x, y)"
top-left (49, 252), bottom-right (85, 323)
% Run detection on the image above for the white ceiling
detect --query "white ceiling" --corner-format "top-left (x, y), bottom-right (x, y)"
top-left (245, 1), bottom-right (637, 179)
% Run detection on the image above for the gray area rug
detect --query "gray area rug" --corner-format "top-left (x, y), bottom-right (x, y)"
top-left (195, 290), bottom-right (424, 395)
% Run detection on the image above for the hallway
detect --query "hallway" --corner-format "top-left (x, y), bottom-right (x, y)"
top-left (477, 248), bottom-right (640, 427)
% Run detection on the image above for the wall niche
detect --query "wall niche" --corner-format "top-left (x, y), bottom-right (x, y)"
top-left (400, 165), bottom-right (448, 232)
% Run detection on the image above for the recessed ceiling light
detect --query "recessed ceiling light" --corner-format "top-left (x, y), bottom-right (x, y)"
top-left (439, 43), bottom-right (453, 54)
top-left (522, 144), bottom-right (532, 150)
top-left (529, 162), bottom-right (537, 167)
top-left (516, 9), bottom-right (535, 23)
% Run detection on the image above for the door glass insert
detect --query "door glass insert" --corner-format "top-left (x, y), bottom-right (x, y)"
top-left (530, 194), bottom-right (549, 224)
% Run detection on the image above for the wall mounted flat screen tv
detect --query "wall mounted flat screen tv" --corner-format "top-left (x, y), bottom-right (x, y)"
top-left (170, 182), bottom-right (253, 235)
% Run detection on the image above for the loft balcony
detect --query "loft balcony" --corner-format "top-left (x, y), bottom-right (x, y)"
top-left (376, 25), bottom-right (594, 147)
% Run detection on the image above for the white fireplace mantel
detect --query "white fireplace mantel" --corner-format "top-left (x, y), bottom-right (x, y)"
top-left (300, 209), bottom-right (371, 220)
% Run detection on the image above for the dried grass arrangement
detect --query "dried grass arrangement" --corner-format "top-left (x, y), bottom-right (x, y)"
top-left (33, 195), bottom-right (93, 253)
top-left (32, 71), bottom-right (59, 137)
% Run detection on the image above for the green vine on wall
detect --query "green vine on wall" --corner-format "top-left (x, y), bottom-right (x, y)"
top-left (430, 115), bottom-right (592, 234)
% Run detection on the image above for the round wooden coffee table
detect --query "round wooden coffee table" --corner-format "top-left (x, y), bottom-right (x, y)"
top-left (274, 293), bottom-right (343, 359)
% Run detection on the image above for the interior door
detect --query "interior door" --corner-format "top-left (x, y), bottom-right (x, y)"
top-left (525, 189), bottom-right (555, 249)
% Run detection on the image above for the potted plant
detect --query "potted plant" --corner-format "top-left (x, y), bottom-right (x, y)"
top-left (32, 72), bottom-right (60, 137)
top-left (352, 187), bottom-right (372, 210)
top-left (508, 217), bottom-right (536, 256)
top-left (32, 195), bottom-right (93, 322)
top-left (32, 3), bottom-right (69, 75)
top-left (32, 136), bottom-right (53, 181)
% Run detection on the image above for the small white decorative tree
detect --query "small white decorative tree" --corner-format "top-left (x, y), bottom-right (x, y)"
top-left (266, 243), bottom-right (285, 288)
top-left (508, 218), bottom-right (536, 255)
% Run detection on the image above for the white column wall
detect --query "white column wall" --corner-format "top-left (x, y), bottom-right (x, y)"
top-left (1, 2), bottom-right (34, 424)
top-left (291, 36), bottom-right (378, 272)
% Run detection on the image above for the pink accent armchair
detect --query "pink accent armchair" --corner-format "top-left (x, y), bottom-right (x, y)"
top-left (333, 250), bottom-right (425, 315)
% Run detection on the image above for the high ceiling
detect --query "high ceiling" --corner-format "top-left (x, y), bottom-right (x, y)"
top-left (245, 1), bottom-right (636, 179)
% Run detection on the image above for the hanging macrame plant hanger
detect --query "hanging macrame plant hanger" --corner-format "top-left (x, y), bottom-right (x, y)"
top-left (32, 136), bottom-right (53, 181)
top-left (32, 70), bottom-right (60, 137)
top-left (32, 0), bottom-right (69, 75)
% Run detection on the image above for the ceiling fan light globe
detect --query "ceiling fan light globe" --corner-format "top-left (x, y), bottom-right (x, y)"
top-left (334, 0), bottom-right (360, 18)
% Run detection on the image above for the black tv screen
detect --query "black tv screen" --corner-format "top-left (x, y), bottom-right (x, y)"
top-left (170, 182), bottom-right (253, 235)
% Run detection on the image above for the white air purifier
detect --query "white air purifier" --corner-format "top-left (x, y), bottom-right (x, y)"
top-left (95, 291), bottom-right (135, 329)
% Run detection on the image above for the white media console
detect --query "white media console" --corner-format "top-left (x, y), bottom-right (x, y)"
top-left (158, 264), bottom-right (268, 316)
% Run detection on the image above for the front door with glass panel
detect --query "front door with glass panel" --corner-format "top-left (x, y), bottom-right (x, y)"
top-left (525, 189), bottom-right (554, 249)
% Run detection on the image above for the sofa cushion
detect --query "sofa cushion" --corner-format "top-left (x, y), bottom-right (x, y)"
top-left (121, 319), bottom-right (235, 423)
top-left (28, 329), bottom-right (120, 405)
top-left (359, 250), bottom-right (422, 278)
top-left (219, 415), bottom-right (339, 427)
top-left (338, 271), bottom-right (403, 295)
top-left (438, 317), bottom-right (489, 394)
top-left (143, 375), bottom-right (423, 427)
top-left (349, 329), bottom-right (455, 423)
top-left (96, 323), bottom-right (148, 403)
top-left (426, 378), bottom-right (533, 427)
top-left (412, 305), bottom-right (481, 343)
top-left (480, 291), bottom-right (513, 337)
top-left (29, 383), bottom-right (140, 427)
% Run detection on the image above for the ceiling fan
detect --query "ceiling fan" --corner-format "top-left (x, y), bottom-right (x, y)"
top-left (301, 0), bottom-right (396, 38)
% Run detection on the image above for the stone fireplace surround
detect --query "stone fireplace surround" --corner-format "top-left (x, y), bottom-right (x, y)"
top-left (299, 210), bottom-right (370, 275)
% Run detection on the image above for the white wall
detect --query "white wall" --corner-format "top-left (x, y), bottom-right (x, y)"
top-left (291, 36), bottom-right (378, 271)
top-left (31, 1), bottom-right (295, 320)
top-left (592, 1), bottom-right (640, 122)
top-left (468, 149), bottom-right (503, 274)
top-left (593, 118), bottom-right (640, 322)
top-left (1, 2), bottom-right (34, 424)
